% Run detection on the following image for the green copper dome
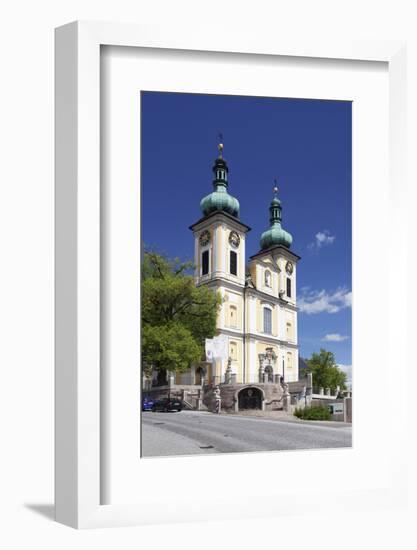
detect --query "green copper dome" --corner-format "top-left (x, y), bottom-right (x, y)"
top-left (200, 153), bottom-right (240, 218)
top-left (260, 191), bottom-right (293, 250)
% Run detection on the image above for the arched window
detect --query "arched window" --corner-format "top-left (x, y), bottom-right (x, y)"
top-left (286, 352), bottom-right (293, 369)
top-left (263, 307), bottom-right (272, 334)
top-left (264, 269), bottom-right (271, 287)
top-left (286, 322), bottom-right (293, 340)
top-left (229, 305), bottom-right (237, 328)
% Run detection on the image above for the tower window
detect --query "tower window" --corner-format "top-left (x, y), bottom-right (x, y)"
top-left (263, 307), bottom-right (272, 334)
top-left (202, 250), bottom-right (209, 275)
top-left (286, 277), bottom-right (292, 298)
top-left (230, 251), bottom-right (237, 276)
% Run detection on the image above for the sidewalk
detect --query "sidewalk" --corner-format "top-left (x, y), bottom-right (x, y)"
top-left (229, 409), bottom-right (352, 427)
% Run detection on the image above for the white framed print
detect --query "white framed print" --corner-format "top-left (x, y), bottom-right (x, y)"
top-left (55, 21), bottom-right (408, 529)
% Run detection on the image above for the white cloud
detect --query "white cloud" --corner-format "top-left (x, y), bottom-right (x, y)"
top-left (298, 287), bottom-right (352, 314)
top-left (322, 333), bottom-right (349, 342)
top-left (308, 230), bottom-right (335, 250)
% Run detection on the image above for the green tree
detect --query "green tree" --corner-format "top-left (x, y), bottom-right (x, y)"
top-left (142, 323), bottom-right (201, 376)
top-left (305, 348), bottom-right (347, 393)
top-left (141, 250), bottom-right (222, 375)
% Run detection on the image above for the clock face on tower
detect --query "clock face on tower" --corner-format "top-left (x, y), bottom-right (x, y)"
top-left (285, 261), bottom-right (294, 275)
top-left (199, 230), bottom-right (210, 247)
top-left (229, 230), bottom-right (240, 248)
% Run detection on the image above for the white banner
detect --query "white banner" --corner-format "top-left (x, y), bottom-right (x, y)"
top-left (205, 334), bottom-right (229, 362)
top-left (205, 338), bottom-right (214, 362)
top-left (212, 334), bottom-right (229, 361)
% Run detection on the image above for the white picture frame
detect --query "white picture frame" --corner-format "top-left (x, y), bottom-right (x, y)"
top-left (55, 21), bottom-right (407, 529)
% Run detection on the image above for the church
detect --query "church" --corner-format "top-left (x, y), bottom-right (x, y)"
top-left (174, 140), bottom-right (301, 391)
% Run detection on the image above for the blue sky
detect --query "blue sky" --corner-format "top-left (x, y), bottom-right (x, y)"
top-left (141, 91), bottom-right (352, 370)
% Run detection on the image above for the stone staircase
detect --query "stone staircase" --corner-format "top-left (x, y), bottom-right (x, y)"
top-left (211, 382), bottom-right (286, 412)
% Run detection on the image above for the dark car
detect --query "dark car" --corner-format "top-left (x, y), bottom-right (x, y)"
top-left (151, 397), bottom-right (183, 412)
top-left (142, 396), bottom-right (155, 411)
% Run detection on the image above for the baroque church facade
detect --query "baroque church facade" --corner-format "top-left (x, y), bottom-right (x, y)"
top-left (175, 142), bottom-right (301, 389)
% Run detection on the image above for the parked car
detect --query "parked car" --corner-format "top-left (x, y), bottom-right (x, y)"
top-left (142, 396), bottom-right (155, 411)
top-left (151, 397), bottom-right (183, 412)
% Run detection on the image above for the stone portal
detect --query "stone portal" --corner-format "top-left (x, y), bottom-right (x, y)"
top-left (238, 387), bottom-right (263, 410)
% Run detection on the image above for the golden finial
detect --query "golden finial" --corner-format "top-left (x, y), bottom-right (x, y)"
top-left (218, 132), bottom-right (224, 158)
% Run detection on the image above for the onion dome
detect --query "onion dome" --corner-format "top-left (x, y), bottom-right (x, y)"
top-left (200, 140), bottom-right (240, 218)
top-left (260, 185), bottom-right (293, 250)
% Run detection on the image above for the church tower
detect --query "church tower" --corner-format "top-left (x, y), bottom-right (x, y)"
top-left (189, 146), bottom-right (300, 387)
top-left (190, 140), bottom-right (251, 384)
top-left (246, 186), bottom-right (301, 382)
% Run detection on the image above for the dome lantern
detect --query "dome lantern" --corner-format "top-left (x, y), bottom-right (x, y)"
top-left (200, 137), bottom-right (240, 218)
top-left (260, 183), bottom-right (293, 250)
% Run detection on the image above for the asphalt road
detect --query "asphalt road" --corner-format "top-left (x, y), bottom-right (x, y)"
top-left (141, 410), bottom-right (352, 457)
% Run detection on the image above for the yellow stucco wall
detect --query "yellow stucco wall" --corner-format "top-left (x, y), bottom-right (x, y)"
top-left (286, 351), bottom-right (294, 372)
top-left (256, 299), bottom-right (261, 332)
top-left (223, 290), bottom-right (243, 330)
top-left (285, 312), bottom-right (295, 341)
top-left (229, 337), bottom-right (243, 382)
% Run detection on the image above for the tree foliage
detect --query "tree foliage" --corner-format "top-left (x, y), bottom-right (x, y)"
top-left (305, 348), bottom-right (347, 392)
top-left (141, 250), bottom-right (221, 374)
top-left (142, 323), bottom-right (201, 376)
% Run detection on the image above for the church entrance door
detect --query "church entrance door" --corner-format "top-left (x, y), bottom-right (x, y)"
top-left (238, 387), bottom-right (263, 410)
